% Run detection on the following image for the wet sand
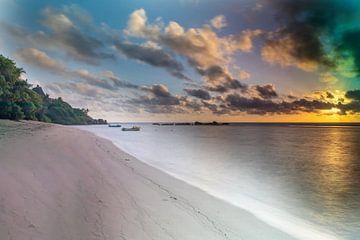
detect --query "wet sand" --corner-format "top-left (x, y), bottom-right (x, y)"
top-left (0, 120), bottom-right (295, 240)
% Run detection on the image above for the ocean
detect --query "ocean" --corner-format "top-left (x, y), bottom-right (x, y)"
top-left (78, 123), bottom-right (360, 240)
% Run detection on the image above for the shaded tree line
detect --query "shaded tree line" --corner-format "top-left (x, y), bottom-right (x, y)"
top-left (0, 55), bottom-right (107, 125)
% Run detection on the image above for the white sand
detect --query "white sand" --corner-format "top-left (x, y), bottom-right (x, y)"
top-left (0, 120), bottom-right (295, 240)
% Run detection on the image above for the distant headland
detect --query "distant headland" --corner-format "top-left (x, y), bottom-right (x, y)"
top-left (152, 121), bottom-right (230, 126)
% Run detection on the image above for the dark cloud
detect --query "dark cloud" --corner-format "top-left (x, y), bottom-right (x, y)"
top-left (339, 89), bottom-right (360, 114)
top-left (128, 94), bottom-right (184, 114)
top-left (326, 91), bottom-right (335, 99)
top-left (225, 93), bottom-right (335, 115)
top-left (226, 80), bottom-right (248, 91)
top-left (226, 94), bottom-right (291, 115)
top-left (127, 84), bottom-right (210, 114)
top-left (338, 100), bottom-right (360, 114)
top-left (194, 64), bottom-right (246, 90)
top-left (345, 89), bottom-right (360, 101)
top-left (206, 84), bottom-right (228, 93)
top-left (206, 79), bottom-right (248, 93)
top-left (184, 88), bottom-right (211, 100)
top-left (114, 41), bottom-right (190, 81)
top-left (338, 30), bottom-right (360, 76)
top-left (256, 84), bottom-right (278, 99)
top-left (183, 98), bottom-right (204, 112)
top-left (202, 101), bottom-right (231, 115)
top-left (143, 84), bottom-right (172, 98)
top-left (123, 83), bottom-right (360, 116)
top-left (265, 0), bottom-right (360, 74)
top-left (196, 65), bottom-right (229, 82)
top-left (193, 64), bottom-right (249, 93)
top-left (292, 98), bottom-right (335, 112)
top-left (287, 94), bottom-right (297, 100)
top-left (202, 101), bottom-right (218, 112)
top-left (131, 84), bottom-right (180, 107)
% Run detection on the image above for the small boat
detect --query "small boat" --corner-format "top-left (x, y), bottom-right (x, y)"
top-left (108, 123), bottom-right (122, 127)
top-left (122, 126), bottom-right (140, 131)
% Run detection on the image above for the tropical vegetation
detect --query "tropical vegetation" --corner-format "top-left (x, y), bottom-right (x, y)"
top-left (0, 55), bottom-right (106, 125)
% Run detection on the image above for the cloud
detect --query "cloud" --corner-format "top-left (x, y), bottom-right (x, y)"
top-left (3, 6), bottom-right (190, 81)
top-left (238, 70), bottom-right (251, 80)
top-left (183, 98), bottom-right (204, 112)
top-left (319, 73), bottom-right (338, 85)
top-left (206, 78), bottom-right (248, 93)
top-left (62, 4), bottom-right (92, 26)
top-left (114, 41), bottom-right (190, 81)
top-left (0, 22), bottom-right (29, 39)
top-left (161, 24), bottom-right (228, 69)
top-left (345, 89), bottom-right (360, 101)
top-left (261, 1), bottom-right (336, 72)
top-left (263, 0), bottom-right (360, 78)
top-left (4, 7), bottom-right (260, 88)
top-left (261, 34), bottom-right (319, 71)
top-left (1, 7), bottom-right (114, 65)
top-left (225, 94), bottom-right (335, 115)
top-left (210, 15), bottom-right (227, 29)
top-left (193, 64), bottom-right (249, 93)
top-left (124, 9), bottom-right (261, 85)
top-left (128, 84), bottom-right (184, 113)
top-left (70, 69), bottom-right (141, 91)
top-left (124, 8), bottom-right (161, 38)
top-left (128, 84), bottom-right (211, 114)
top-left (338, 100), bottom-right (360, 114)
top-left (326, 91), bottom-right (335, 99)
top-left (15, 48), bottom-right (141, 92)
top-left (255, 84), bottom-right (278, 99)
top-left (338, 29), bottom-right (360, 76)
top-left (128, 85), bottom-right (360, 116)
top-left (37, 7), bottom-right (114, 64)
top-left (102, 70), bottom-right (141, 89)
top-left (202, 100), bottom-right (229, 114)
top-left (15, 48), bottom-right (66, 73)
top-left (143, 84), bottom-right (173, 98)
top-left (195, 64), bottom-right (231, 82)
top-left (224, 29), bottom-right (263, 53)
top-left (46, 82), bottom-right (102, 98)
top-left (225, 94), bottom-right (287, 114)
top-left (184, 88), bottom-right (211, 100)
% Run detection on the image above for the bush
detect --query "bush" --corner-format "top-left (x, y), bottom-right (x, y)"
top-left (10, 103), bottom-right (24, 120)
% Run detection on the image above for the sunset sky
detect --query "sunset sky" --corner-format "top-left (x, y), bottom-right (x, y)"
top-left (1, 0), bottom-right (360, 122)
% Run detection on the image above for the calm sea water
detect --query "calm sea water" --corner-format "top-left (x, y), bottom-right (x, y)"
top-left (78, 124), bottom-right (360, 240)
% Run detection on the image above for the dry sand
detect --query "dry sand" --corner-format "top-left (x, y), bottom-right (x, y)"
top-left (0, 120), bottom-right (295, 240)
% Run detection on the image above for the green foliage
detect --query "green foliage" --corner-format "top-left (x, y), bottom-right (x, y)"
top-left (0, 54), bottom-right (103, 125)
top-left (0, 102), bottom-right (24, 120)
top-left (44, 97), bottom-right (93, 125)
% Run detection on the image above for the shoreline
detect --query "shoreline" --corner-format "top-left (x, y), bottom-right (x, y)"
top-left (78, 124), bottom-right (342, 240)
top-left (0, 120), bottom-right (297, 240)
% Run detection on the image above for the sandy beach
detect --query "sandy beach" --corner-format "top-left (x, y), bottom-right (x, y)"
top-left (0, 120), bottom-right (295, 240)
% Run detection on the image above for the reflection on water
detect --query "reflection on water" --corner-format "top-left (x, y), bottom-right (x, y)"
top-left (304, 128), bottom-right (360, 235)
top-left (253, 126), bottom-right (360, 238)
top-left (80, 124), bottom-right (360, 239)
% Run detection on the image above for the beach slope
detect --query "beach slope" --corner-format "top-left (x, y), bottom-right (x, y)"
top-left (0, 120), bottom-right (294, 240)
